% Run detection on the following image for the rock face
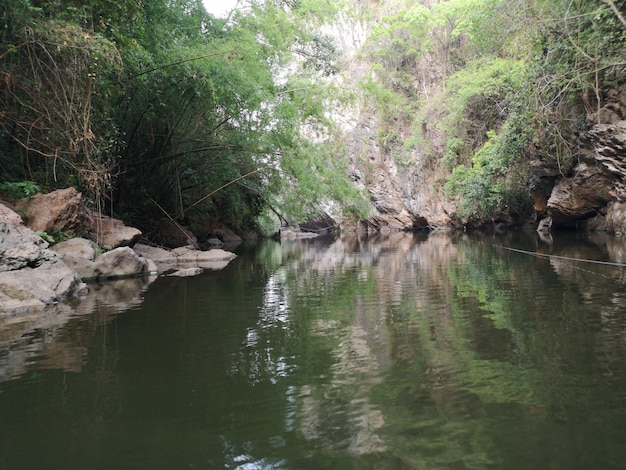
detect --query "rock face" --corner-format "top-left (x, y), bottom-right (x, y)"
top-left (342, 108), bottom-right (454, 231)
top-left (335, 21), bottom-right (625, 233)
top-left (546, 163), bottom-right (614, 225)
top-left (0, 204), bottom-right (87, 315)
top-left (536, 84), bottom-right (626, 233)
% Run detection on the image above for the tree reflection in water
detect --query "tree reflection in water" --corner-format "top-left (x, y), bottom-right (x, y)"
top-left (2, 231), bottom-right (626, 469)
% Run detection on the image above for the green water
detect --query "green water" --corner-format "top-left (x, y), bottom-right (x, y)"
top-left (2, 231), bottom-right (626, 469)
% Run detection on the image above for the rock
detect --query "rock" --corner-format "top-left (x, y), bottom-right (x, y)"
top-left (145, 257), bottom-right (159, 276)
top-left (0, 209), bottom-right (49, 273)
top-left (587, 120), bottom-right (626, 179)
top-left (168, 267), bottom-right (204, 277)
top-left (604, 202), bottom-right (626, 234)
top-left (154, 218), bottom-right (197, 248)
top-left (211, 223), bottom-right (242, 243)
top-left (537, 216), bottom-right (553, 234)
top-left (56, 245), bottom-right (151, 282)
top-left (132, 243), bottom-right (237, 274)
top-left (58, 255), bottom-right (99, 282)
top-left (88, 247), bottom-right (150, 281)
top-left (52, 238), bottom-right (96, 261)
top-left (206, 237), bottom-right (224, 247)
top-left (172, 246), bottom-right (238, 271)
top-left (14, 187), bottom-right (143, 250)
top-left (0, 202), bottom-right (23, 228)
top-left (88, 213), bottom-right (142, 250)
top-left (0, 258), bottom-right (88, 314)
top-left (0, 204), bottom-right (87, 315)
top-left (279, 230), bottom-right (319, 240)
top-left (132, 244), bottom-right (174, 263)
top-left (546, 162), bottom-right (614, 226)
top-left (529, 176), bottom-right (554, 216)
top-left (14, 187), bottom-right (89, 235)
top-left (51, 238), bottom-right (99, 280)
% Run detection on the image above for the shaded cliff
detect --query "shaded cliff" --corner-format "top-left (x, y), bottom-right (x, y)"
top-left (533, 84), bottom-right (626, 233)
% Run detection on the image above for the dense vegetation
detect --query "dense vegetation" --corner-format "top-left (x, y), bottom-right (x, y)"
top-left (363, 0), bottom-right (626, 225)
top-left (1, 0), bottom-right (624, 236)
top-left (0, 0), bottom-right (366, 238)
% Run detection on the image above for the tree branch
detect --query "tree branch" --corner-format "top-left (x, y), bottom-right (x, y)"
top-left (603, 0), bottom-right (626, 30)
top-left (182, 167), bottom-right (267, 216)
top-left (128, 50), bottom-right (236, 79)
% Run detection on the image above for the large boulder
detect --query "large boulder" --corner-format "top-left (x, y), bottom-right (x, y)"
top-left (14, 187), bottom-right (90, 235)
top-left (546, 162), bottom-right (614, 226)
top-left (88, 247), bottom-right (150, 281)
top-left (55, 246), bottom-right (150, 282)
top-left (0, 204), bottom-right (87, 315)
top-left (15, 187), bottom-right (142, 250)
top-left (88, 213), bottom-right (142, 250)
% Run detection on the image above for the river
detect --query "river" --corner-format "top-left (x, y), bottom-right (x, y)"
top-left (2, 231), bottom-right (626, 469)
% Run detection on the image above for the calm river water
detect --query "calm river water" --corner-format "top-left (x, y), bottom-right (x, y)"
top-left (2, 231), bottom-right (626, 469)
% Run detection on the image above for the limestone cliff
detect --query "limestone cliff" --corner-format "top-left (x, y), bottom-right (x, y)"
top-left (330, 6), bottom-right (456, 232)
top-left (532, 83), bottom-right (626, 234)
top-left (333, 2), bottom-right (625, 234)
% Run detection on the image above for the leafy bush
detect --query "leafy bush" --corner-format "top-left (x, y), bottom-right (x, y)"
top-left (445, 123), bottom-right (531, 222)
top-left (0, 181), bottom-right (43, 199)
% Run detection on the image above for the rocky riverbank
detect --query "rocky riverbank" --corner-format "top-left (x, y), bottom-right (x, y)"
top-left (0, 189), bottom-right (238, 316)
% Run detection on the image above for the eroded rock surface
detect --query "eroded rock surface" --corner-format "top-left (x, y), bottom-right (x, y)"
top-left (538, 83), bottom-right (626, 232)
top-left (14, 187), bottom-right (89, 235)
top-left (0, 204), bottom-right (87, 315)
top-left (546, 162), bottom-right (614, 226)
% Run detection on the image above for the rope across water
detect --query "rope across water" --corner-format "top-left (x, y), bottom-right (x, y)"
top-left (495, 245), bottom-right (626, 285)
top-left (496, 245), bottom-right (626, 268)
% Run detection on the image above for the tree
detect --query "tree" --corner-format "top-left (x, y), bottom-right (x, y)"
top-left (0, 0), bottom-right (367, 236)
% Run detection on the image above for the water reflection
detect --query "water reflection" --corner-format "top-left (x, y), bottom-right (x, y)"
top-left (0, 275), bottom-right (156, 382)
top-left (2, 231), bottom-right (626, 469)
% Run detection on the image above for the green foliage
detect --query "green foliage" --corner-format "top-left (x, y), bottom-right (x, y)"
top-left (445, 58), bottom-right (526, 136)
top-left (4, 0), bottom-right (623, 232)
top-left (35, 231), bottom-right (56, 244)
top-left (444, 137), bottom-right (464, 170)
top-left (1, 0), bottom-right (366, 236)
top-left (0, 12), bottom-right (122, 202)
top-left (0, 181), bottom-right (42, 199)
top-left (445, 123), bottom-right (531, 222)
top-left (34, 228), bottom-right (72, 244)
top-left (359, 0), bottom-right (626, 227)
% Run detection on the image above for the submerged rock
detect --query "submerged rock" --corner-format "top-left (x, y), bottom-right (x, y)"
top-left (168, 267), bottom-right (204, 277)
